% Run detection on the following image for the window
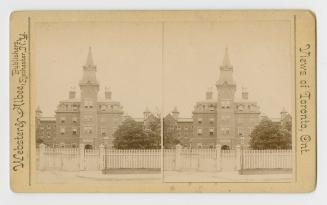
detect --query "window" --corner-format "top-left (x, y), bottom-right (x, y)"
top-left (60, 117), bottom-right (65, 123)
top-left (198, 118), bottom-right (203, 124)
top-left (60, 127), bottom-right (65, 135)
top-left (84, 100), bottom-right (93, 108)
top-left (197, 128), bottom-right (202, 135)
top-left (238, 105), bottom-right (244, 111)
top-left (101, 128), bottom-right (106, 136)
top-left (209, 128), bottom-right (214, 135)
top-left (210, 118), bottom-right (214, 124)
top-left (221, 100), bottom-right (231, 109)
top-left (238, 128), bottom-right (243, 136)
top-left (184, 127), bottom-right (188, 131)
top-left (100, 105), bottom-right (107, 111)
top-left (46, 125), bottom-right (51, 129)
top-left (221, 127), bottom-right (230, 135)
top-left (72, 104), bottom-right (78, 111)
top-left (209, 104), bottom-right (215, 111)
top-left (72, 128), bottom-right (77, 135)
top-left (83, 126), bottom-right (92, 134)
top-left (72, 117), bottom-right (77, 123)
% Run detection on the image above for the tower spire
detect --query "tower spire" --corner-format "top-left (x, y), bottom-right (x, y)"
top-left (85, 46), bottom-right (95, 67)
top-left (222, 46), bottom-right (232, 68)
top-left (217, 47), bottom-right (235, 85)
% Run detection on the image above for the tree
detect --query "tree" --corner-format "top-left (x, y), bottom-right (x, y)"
top-left (36, 138), bottom-right (44, 146)
top-left (113, 116), bottom-right (161, 149)
top-left (163, 114), bottom-right (181, 148)
top-left (143, 113), bottom-right (161, 149)
top-left (249, 118), bottom-right (292, 149)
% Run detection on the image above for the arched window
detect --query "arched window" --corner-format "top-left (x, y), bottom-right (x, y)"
top-left (221, 145), bottom-right (230, 150)
top-left (85, 144), bottom-right (93, 149)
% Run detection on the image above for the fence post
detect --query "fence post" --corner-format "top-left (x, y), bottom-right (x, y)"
top-left (175, 144), bottom-right (182, 170)
top-left (235, 145), bottom-right (241, 171)
top-left (99, 144), bottom-right (105, 170)
top-left (38, 143), bottom-right (46, 170)
top-left (216, 144), bottom-right (222, 171)
top-left (79, 144), bottom-right (85, 171)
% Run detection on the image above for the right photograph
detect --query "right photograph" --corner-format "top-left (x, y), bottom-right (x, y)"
top-left (162, 20), bottom-right (293, 182)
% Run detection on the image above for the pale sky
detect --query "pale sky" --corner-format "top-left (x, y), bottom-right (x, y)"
top-left (35, 20), bottom-right (292, 119)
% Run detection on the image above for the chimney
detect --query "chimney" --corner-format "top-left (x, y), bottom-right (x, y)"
top-left (35, 106), bottom-right (42, 118)
top-left (280, 107), bottom-right (287, 120)
top-left (143, 107), bottom-right (150, 119)
top-left (206, 87), bottom-right (213, 100)
top-left (69, 87), bottom-right (76, 99)
top-left (105, 87), bottom-right (112, 100)
top-left (172, 107), bottom-right (180, 119)
top-left (242, 87), bottom-right (248, 100)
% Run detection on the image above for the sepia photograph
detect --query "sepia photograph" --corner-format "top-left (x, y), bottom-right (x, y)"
top-left (162, 21), bottom-right (293, 182)
top-left (9, 11), bottom-right (316, 192)
top-left (34, 21), bottom-right (163, 183)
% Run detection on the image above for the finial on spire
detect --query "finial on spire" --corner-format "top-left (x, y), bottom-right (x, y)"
top-left (85, 46), bottom-right (95, 67)
top-left (222, 46), bottom-right (232, 68)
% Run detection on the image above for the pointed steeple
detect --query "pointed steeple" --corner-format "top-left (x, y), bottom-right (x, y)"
top-left (217, 47), bottom-right (235, 86)
top-left (222, 47), bottom-right (232, 69)
top-left (80, 47), bottom-right (99, 92)
top-left (85, 46), bottom-right (95, 67)
top-left (172, 106), bottom-right (179, 119)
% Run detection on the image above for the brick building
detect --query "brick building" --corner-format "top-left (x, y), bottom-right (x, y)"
top-left (165, 48), bottom-right (289, 149)
top-left (36, 47), bottom-right (124, 148)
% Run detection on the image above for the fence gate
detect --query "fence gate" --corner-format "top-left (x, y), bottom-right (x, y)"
top-left (221, 149), bottom-right (237, 171)
top-left (178, 149), bottom-right (217, 171)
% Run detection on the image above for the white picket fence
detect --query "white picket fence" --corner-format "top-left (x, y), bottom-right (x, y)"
top-left (242, 149), bottom-right (292, 169)
top-left (37, 144), bottom-right (292, 172)
top-left (104, 149), bottom-right (161, 169)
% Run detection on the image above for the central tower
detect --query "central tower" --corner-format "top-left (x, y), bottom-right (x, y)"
top-left (79, 47), bottom-right (99, 148)
top-left (216, 47), bottom-right (236, 149)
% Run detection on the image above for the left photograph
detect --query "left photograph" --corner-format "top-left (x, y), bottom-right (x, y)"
top-left (34, 22), bottom-right (163, 183)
